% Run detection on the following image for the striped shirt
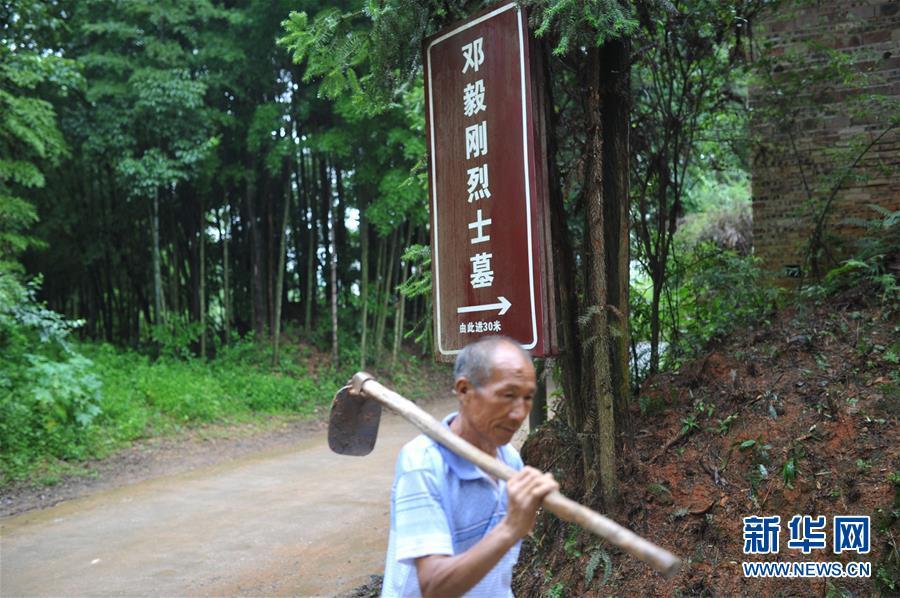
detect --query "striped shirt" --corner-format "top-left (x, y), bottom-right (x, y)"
top-left (381, 412), bottom-right (524, 598)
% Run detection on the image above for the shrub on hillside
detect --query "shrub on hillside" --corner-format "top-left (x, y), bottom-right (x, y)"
top-left (804, 205), bottom-right (899, 308)
top-left (0, 275), bottom-right (102, 480)
top-left (631, 241), bottom-right (781, 379)
top-left (677, 202), bottom-right (753, 255)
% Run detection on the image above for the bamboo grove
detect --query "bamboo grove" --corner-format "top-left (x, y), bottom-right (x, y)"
top-left (8, 0), bottom-right (430, 369)
top-left (5, 0), bottom-right (788, 506)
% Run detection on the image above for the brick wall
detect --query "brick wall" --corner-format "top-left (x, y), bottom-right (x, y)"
top-left (750, 0), bottom-right (900, 283)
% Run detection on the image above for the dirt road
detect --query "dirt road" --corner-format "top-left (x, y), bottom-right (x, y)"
top-left (1, 394), bottom-right (460, 597)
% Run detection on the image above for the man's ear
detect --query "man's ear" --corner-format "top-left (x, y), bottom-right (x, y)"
top-left (454, 377), bottom-right (472, 405)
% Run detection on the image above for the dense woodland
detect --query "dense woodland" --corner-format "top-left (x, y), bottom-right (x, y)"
top-left (5, 0), bottom-right (435, 369)
top-left (3, 0), bottom-right (896, 518)
top-left (2, 0), bottom-right (899, 593)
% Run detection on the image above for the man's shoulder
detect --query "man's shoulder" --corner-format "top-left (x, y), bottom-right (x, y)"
top-left (396, 432), bottom-right (524, 476)
top-left (396, 433), bottom-right (445, 473)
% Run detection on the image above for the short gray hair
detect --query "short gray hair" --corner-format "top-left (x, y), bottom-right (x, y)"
top-left (453, 336), bottom-right (531, 388)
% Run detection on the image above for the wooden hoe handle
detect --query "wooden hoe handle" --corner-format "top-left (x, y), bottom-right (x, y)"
top-left (350, 372), bottom-right (682, 578)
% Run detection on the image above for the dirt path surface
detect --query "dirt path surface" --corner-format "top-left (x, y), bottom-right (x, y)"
top-left (1, 394), bottom-right (459, 598)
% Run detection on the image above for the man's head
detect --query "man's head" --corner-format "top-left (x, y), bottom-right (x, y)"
top-left (452, 336), bottom-right (536, 450)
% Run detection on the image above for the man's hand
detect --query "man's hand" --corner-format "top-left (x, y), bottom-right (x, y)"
top-left (502, 466), bottom-right (559, 539)
top-left (414, 467), bottom-right (557, 597)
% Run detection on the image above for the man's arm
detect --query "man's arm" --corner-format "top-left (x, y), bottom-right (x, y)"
top-left (414, 466), bottom-right (558, 598)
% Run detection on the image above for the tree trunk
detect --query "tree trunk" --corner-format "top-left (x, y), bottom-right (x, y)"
top-left (318, 156), bottom-right (332, 298)
top-left (600, 38), bottom-right (632, 442)
top-left (375, 228), bottom-right (398, 352)
top-left (334, 165), bottom-right (347, 292)
top-left (359, 194), bottom-right (369, 370)
top-left (272, 185), bottom-right (292, 367)
top-left (220, 202), bottom-right (231, 344)
top-left (541, 39), bottom-right (589, 468)
top-left (391, 225), bottom-right (413, 369)
top-left (583, 45), bottom-right (618, 507)
top-left (168, 197), bottom-right (181, 318)
top-left (649, 271), bottom-right (663, 374)
top-left (371, 232), bottom-right (386, 344)
top-left (267, 183), bottom-right (276, 336)
top-left (152, 187), bottom-right (163, 325)
top-left (247, 173), bottom-right (267, 337)
top-left (327, 165), bottom-right (339, 368)
top-left (530, 359), bottom-right (547, 429)
top-left (304, 151), bottom-right (317, 335)
top-left (199, 197), bottom-right (206, 358)
top-left (291, 154), bottom-right (307, 326)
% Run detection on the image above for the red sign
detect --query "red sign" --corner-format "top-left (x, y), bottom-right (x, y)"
top-left (424, 2), bottom-right (555, 359)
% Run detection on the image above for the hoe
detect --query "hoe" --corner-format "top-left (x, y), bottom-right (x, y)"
top-left (328, 372), bottom-right (682, 578)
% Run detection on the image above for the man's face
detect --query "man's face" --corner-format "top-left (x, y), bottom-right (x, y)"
top-left (457, 343), bottom-right (536, 449)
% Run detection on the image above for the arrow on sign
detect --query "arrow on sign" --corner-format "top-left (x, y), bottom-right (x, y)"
top-left (457, 296), bottom-right (512, 316)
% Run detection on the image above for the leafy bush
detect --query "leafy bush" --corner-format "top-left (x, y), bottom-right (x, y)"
top-left (1, 282), bottom-right (342, 483)
top-left (803, 205), bottom-right (899, 308)
top-left (671, 244), bottom-right (781, 361)
top-left (148, 313), bottom-right (204, 359)
top-left (1, 274), bottom-right (103, 478)
top-left (631, 242), bottom-right (781, 378)
top-left (677, 201), bottom-right (753, 256)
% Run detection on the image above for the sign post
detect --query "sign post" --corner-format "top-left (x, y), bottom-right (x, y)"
top-left (424, 1), bottom-right (556, 359)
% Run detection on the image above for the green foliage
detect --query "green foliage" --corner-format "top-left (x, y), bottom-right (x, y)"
top-left (876, 565), bottom-right (897, 594)
top-left (781, 457), bottom-right (796, 488)
top-left (26, 354), bottom-right (102, 428)
top-left (279, 8), bottom-right (369, 101)
top-left (629, 0), bottom-right (770, 377)
top-left (546, 581), bottom-right (565, 598)
top-left (524, 0), bottom-right (637, 55)
top-left (677, 201), bottom-right (753, 256)
top-left (671, 247), bottom-right (779, 359)
top-left (94, 343), bottom-right (325, 424)
top-left (1, 337), bottom-right (341, 484)
top-left (735, 436), bottom-right (773, 496)
top-left (631, 242), bottom-right (781, 374)
top-left (563, 524), bottom-right (582, 557)
top-left (280, 0), bottom-right (441, 110)
top-left (397, 244), bottom-right (431, 299)
top-left (1, 356), bottom-right (101, 475)
top-left (0, 27), bottom-right (77, 268)
top-left (0, 274), bottom-right (103, 480)
top-left (280, 0), bottom-right (640, 111)
top-left (75, 0), bottom-right (225, 195)
top-left (149, 314), bottom-right (205, 360)
top-left (397, 244), bottom-right (433, 348)
top-left (825, 582), bottom-right (852, 598)
top-left (248, 102), bottom-right (294, 175)
top-left (874, 472), bottom-right (900, 594)
top-left (802, 205), bottom-right (900, 308)
top-left (711, 413), bottom-right (738, 435)
top-left (680, 414), bottom-right (699, 434)
top-left (584, 547), bottom-right (612, 590)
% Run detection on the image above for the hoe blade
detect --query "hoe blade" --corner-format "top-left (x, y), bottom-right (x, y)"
top-left (328, 385), bottom-right (382, 456)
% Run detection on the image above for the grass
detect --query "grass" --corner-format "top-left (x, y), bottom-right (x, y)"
top-left (91, 343), bottom-right (326, 433)
top-left (0, 338), bottom-right (344, 485)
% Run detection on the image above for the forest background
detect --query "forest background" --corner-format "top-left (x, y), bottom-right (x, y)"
top-left (1, 0), bottom-right (897, 592)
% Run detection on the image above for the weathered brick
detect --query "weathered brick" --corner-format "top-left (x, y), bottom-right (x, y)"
top-left (750, 0), bottom-right (899, 284)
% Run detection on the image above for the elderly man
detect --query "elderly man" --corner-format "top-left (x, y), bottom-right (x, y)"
top-left (381, 336), bottom-right (558, 597)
